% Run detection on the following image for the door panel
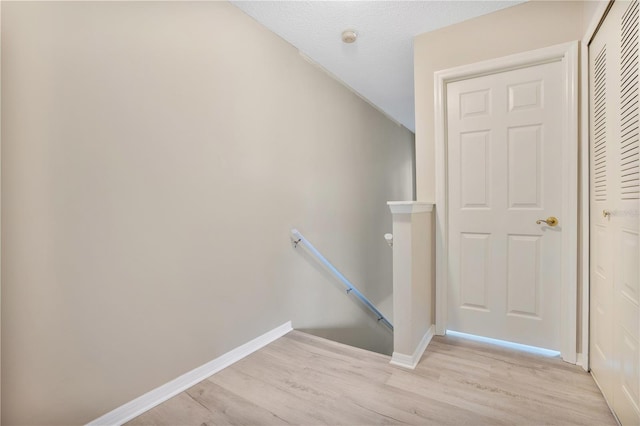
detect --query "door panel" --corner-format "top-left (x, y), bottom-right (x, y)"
top-left (507, 235), bottom-right (541, 318)
top-left (460, 131), bottom-right (491, 208)
top-left (459, 233), bottom-right (491, 311)
top-left (592, 224), bottom-right (614, 393)
top-left (508, 126), bottom-right (542, 208)
top-left (447, 60), bottom-right (564, 350)
top-left (589, 1), bottom-right (640, 424)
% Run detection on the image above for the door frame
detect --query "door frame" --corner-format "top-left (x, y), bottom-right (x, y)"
top-left (434, 41), bottom-right (579, 363)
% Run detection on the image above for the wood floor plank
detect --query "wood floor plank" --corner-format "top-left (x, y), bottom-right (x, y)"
top-left (126, 330), bottom-right (617, 426)
top-left (408, 337), bottom-right (614, 425)
top-left (186, 381), bottom-right (290, 426)
top-left (127, 392), bottom-right (213, 425)
top-left (208, 355), bottom-right (390, 425)
top-left (385, 368), bottom-right (529, 425)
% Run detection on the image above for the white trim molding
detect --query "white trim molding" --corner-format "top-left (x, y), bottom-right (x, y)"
top-left (576, 353), bottom-right (586, 370)
top-left (387, 201), bottom-right (434, 214)
top-left (434, 41), bottom-right (580, 363)
top-left (390, 325), bottom-right (435, 370)
top-left (87, 321), bottom-right (293, 426)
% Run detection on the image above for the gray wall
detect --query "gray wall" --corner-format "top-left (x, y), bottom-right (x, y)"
top-left (1, 2), bottom-right (414, 424)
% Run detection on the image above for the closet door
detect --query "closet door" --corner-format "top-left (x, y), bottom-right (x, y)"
top-left (589, 1), bottom-right (639, 424)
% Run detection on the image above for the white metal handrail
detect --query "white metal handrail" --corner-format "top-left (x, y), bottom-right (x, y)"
top-left (290, 228), bottom-right (393, 331)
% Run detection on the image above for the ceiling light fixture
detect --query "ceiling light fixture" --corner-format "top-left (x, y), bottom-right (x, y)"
top-left (341, 30), bottom-right (357, 44)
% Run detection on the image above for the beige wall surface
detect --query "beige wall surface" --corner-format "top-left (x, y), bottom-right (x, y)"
top-left (1, 2), bottom-right (413, 424)
top-left (411, 211), bottom-right (433, 337)
top-left (414, 0), bottom-right (587, 202)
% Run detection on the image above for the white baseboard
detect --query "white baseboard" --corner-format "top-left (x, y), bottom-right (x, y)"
top-left (87, 321), bottom-right (293, 426)
top-left (576, 352), bottom-right (589, 371)
top-left (389, 324), bottom-right (435, 370)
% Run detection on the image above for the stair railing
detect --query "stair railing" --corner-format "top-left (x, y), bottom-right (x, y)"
top-left (290, 228), bottom-right (393, 331)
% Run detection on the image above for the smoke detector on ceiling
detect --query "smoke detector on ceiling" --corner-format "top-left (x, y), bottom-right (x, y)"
top-left (341, 30), bottom-right (357, 44)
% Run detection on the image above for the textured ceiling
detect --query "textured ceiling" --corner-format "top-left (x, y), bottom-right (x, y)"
top-left (230, 1), bottom-right (524, 132)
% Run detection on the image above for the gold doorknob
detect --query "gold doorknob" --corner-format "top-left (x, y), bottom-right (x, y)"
top-left (536, 216), bottom-right (559, 226)
top-left (603, 210), bottom-right (611, 218)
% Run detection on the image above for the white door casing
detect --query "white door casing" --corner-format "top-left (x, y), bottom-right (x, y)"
top-left (435, 42), bottom-right (579, 363)
top-left (589, 1), bottom-right (639, 424)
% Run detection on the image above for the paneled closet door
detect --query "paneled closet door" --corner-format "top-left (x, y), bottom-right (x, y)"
top-left (589, 1), bottom-right (639, 425)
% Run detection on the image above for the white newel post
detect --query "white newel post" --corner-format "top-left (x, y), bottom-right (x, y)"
top-left (387, 201), bottom-right (435, 369)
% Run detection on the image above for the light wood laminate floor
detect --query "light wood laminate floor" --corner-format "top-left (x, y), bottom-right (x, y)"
top-left (128, 330), bottom-right (616, 425)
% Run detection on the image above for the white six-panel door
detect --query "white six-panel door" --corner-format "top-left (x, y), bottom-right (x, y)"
top-left (446, 61), bottom-right (566, 351)
top-left (589, 1), bottom-right (639, 424)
